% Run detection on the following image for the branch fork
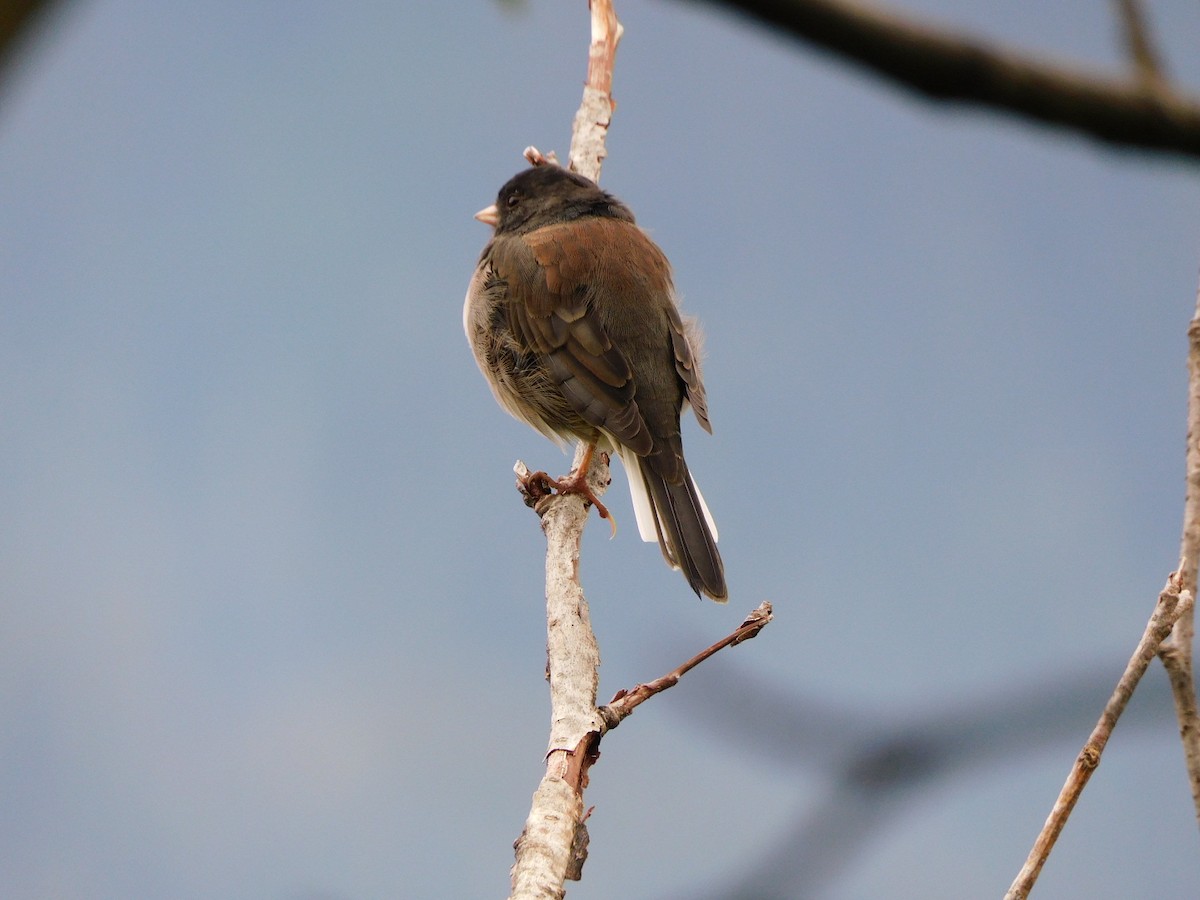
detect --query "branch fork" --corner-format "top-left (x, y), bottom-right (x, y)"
top-left (510, 440), bottom-right (773, 898)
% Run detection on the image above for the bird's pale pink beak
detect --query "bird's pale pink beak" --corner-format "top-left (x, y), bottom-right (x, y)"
top-left (474, 204), bottom-right (499, 227)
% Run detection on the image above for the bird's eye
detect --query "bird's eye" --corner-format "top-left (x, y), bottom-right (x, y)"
top-left (506, 194), bottom-right (521, 208)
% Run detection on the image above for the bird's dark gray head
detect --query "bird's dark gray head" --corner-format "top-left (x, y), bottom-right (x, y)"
top-left (491, 165), bottom-right (635, 235)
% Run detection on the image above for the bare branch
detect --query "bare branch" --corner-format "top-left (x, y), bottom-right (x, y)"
top-left (509, 4), bottom-right (624, 896)
top-left (1114, 0), bottom-right (1166, 88)
top-left (508, 482), bottom-right (774, 898)
top-left (1177, 297), bottom-right (1200, 607)
top-left (1005, 576), bottom-right (1195, 899)
top-left (509, 448), bottom-right (609, 899)
top-left (599, 601), bottom-right (773, 728)
top-left (563, 0), bottom-right (623, 181)
top-left (683, 0), bottom-right (1200, 162)
top-left (1159, 610), bottom-right (1200, 822)
top-left (1160, 283), bottom-right (1200, 828)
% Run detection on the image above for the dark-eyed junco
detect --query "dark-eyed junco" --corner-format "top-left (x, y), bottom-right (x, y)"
top-left (464, 164), bottom-right (727, 602)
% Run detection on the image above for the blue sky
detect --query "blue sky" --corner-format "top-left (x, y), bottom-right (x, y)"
top-left (3, 2), bottom-right (1200, 897)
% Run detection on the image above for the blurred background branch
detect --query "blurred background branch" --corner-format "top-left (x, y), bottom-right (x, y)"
top-left (0, 0), bottom-right (59, 98)
top-left (666, 654), bottom-right (1181, 898)
top-left (681, 0), bottom-right (1200, 161)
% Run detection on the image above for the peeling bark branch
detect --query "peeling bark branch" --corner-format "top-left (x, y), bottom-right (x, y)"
top-left (684, 0), bottom-right (1200, 162)
top-left (509, 449), bottom-right (609, 900)
top-left (570, 0), bottom-right (623, 181)
top-left (510, 449), bottom-right (772, 899)
top-left (1005, 577), bottom-right (1195, 899)
top-left (508, 5), bottom-right (621, 897)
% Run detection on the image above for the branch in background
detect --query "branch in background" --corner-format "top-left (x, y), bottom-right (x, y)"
top-left (1115, 0), bottom-right (1166, 88)
top-left (0, 0), bottom-right (59, 98)
top-left (1160, 286), bottom-right (1200, 828)
top-left (683, 0), bottom-right (1200, 162)
top-left (1004, 576), bottom-right (1195, 899)
top-left (673, 652), bottom-right (1179, 898)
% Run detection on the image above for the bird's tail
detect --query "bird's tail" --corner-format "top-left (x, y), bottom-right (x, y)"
top-left (619, 447), bottom-right (727, 602)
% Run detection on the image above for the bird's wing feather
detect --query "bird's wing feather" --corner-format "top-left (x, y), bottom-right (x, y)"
top-left (488, 219), bottom-right (661, 456)
top-left (668, 305), bottom-right (712, 434)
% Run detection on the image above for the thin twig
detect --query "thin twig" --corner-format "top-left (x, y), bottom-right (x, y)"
top-left (1114, 0), bottom-right (1166, 88)
top-left (682, 0), bottom-right (1200, 162)
top-left (1160, 284), bottom-right (1200, 828)
top-left (570, 0), bottom-right (623, 181)
top-left (599, 601), bottom-right (773, 728)
top-left (1004, 576), bottom-right (1194, 899)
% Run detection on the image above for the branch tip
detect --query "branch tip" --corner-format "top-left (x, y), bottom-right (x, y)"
top-left (733, 600), bottom-right (774, 644)
top-left (522, 146), bottom-right (558, 167)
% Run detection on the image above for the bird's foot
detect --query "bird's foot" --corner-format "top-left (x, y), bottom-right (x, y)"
top-left (551, 467), bottom-right (615, 535)
top-left (517, 469), bottom-right (559, 509)
top-left (517, 462), bottom-right (616, 537)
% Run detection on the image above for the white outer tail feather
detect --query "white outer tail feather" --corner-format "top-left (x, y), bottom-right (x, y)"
top-left (615, 446), bottom-right (718, 553)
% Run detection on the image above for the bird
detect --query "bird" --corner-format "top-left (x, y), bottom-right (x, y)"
top-left (464, 163), bottom-right (727, 602)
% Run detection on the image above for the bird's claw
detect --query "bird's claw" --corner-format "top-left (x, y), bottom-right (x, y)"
top-left (516, 469), bottom-right (558, 509)
top-left (523, 467), bottom-right (616, 537)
